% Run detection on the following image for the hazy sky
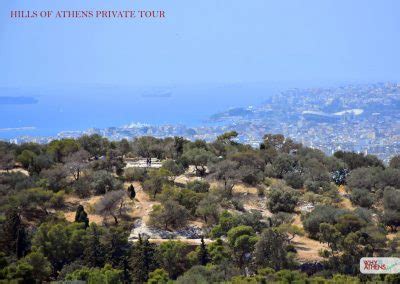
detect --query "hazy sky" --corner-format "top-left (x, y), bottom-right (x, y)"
top-left (0, 0), bottom-right (399, 87)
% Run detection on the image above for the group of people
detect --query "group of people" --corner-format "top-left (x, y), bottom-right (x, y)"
top-left (146, 157), bottom-right (152, 167)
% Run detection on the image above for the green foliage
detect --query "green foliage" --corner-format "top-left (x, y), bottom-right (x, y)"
top-left (210, 210), bottom-right (238, 238)
top-left (254, 228), bottom-right (289, 270)
top-left (48, 190), bottom-right (66, 209)
top-left (128, 184), bottom-right (136, 199)
top-left (32, 221), bottom-right (87, 272)
top-left (17, 149), bottom-right (37, 169)
top-left (124, 167), bottom-right (148, 182)
top-left (269, 212), bottom-right (294, 227)
top-left (175, 265), bottom-right (226, 284)
top-left (209, 159), bottom-right (242, 194)
top-left (271, 153), bottom-right (297, 179)
top-left (277, 223), bottom-right (304, 241)
top-left (73, 175), bottom-right (93, 198)
top-left (1, 134), bottom-right (398, 283)
top-left (95, 190), bottom-right (127, 224)
top-left (20, 251), bottom-right (51, 281)
top-left (157, 241), bottom-right (189, 279)
top-left (84, 223), bottom-right (105, 268)
top-left (149, 200), bottom-right (189, 230)
top-left (302, 205), bottom-right (343, 238)
top-left (39, 164), bottom-right (69, 191)
top-left (227, 226), bottom-right (257, 269)
top-left (10, 187), bottom-right (56, 216)
top-left (389, 154), bottom-right (400, 169)
top-left (0, 152), bottom-right (14, 173)
top-left (207, 238), bottom-right (230, 265)
top-left (148, 268), bottom-right (170, 284)
top-left (159, 186), bottom-right (203, 216)
top-left (78, 134), bottom-right (109, 157)
top-left (273, 269), bottom-right (307, 283)
top-left (162, 159), bottom-right (185, 176)
top-left (283, 171), bottom-right (305, 189)
top-left (229, 151), bottom-right (265, 186)
top-left (102, 226), bottom-right (130, 271)
top-left (198, 237), bottom-right (210, 266)
top-left (130, 236), bottom-right (158, 283)
top-left (217, 131), bottom-right (238, 142)
top-left (382, 187), bottom-right (400, 230)
top-left (75, 204), bottom-right (89, 228)
top-left (46, 139), bottom-right (80, 162)
top-left (350, 188), bottom-right (374, 208)
top-left (1, 260), bottom-right (35, 282)
top-left (143, 169), bottom-right (170, 199)
top-left (182, 147), bottom-right (216, 176)
top-left (196, 193), bottom-right (220, 225)
top-left (335, 214), bottom-right (365, 235)
top-left (267, 183), bottom-right (299, 213)
top-left (186, 180), bottom-right (210, 193)
top-left (0, 208), bottom-right (28, 258)
top-left (65, 264), bottom-right (123, 284)
top-left (91, 170), bottom-right (123, 195)
top-left (334, 150), bottom-right (384, 170)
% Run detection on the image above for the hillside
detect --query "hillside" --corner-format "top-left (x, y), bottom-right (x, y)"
top-left (0, 134), bottom-right (399, 283)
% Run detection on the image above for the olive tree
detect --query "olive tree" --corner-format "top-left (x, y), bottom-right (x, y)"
top-left (95, 190), bottom-right (127, 224)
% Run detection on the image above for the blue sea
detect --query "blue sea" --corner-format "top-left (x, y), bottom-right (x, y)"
top-left (0, 82), bottom-right (302, 139)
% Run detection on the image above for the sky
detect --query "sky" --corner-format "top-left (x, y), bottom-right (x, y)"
top-left (0, 0), bottom-right (400, 87)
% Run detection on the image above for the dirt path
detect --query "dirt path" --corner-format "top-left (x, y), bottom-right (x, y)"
top-left (0, 168), bottom-right (29, 175)
top-left (338, 185), bottom-right (355, 210)
top-left (292, 235), bottom-right (326, 262)
top-left (291, 215), bottom-right (327, 262)
top-left (125, 182), bottom-right (159, 223)
top-left (132, 238), bottom-right (213, 245)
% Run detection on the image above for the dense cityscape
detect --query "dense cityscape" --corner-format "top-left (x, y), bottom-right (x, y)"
top-left (7, 82), bottom-right (400, 163)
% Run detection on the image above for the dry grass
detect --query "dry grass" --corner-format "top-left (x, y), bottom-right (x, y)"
top-left (289, 215), bottom-right (327, 261)
top-left (292, 235), bottom-right (326, 262)
top-left (63, 195), bottom-right (104, 224)
top-left (125, 182), bottom-right (160, 224)
top-left (61, 176), bottom-right (330, 259)
top-left (63, 187), bottom-right (136, 225)
top-left (337, 185), bottom-right (355, 210)
top-left (174, 174), bottom-right (202, 186)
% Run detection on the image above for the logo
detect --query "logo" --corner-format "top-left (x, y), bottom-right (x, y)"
top-left (360, 257), bottom-right (400, 274)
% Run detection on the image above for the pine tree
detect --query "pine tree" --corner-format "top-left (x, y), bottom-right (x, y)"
top-left (130, 234), bottom-right (158, 283)
top-left (128, 184), bottom-right (136, 200)
top-left (103, 227), bottom-right (130, 270)
top-left (198, 236), bottom-right (210, 266)
top-left (16, 226), bottom-right (29, 258)
top-left (1, 208), bottom-right (28, 258)
top-left (84, 223), bottom-right (105, 268)
top-left (75, 204), bottom-right (89, 228)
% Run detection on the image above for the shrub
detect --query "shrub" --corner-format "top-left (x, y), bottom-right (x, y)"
top-left (267, 184), bottom-right (298, 213)
top-left (302, 205), bottom-right (344, 238)
top-left (149, 200), bottom-right (189, 230)
top-left (186, 180), bottom-right (210, 193)
top-left (350, 188), bottom-right (374, 208)
top-left (124, 167), bottom-right (147, 182)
